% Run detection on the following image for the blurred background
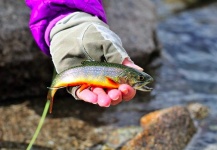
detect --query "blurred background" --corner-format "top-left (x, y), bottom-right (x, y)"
top-left (0, 0), bottom-right (217, 149)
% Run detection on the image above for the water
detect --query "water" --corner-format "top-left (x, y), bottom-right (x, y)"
top-left (150, 2), bottom-right (217, 114)
top-left (151, 3), bottom-right (217, 150)
top-left (99, 2), bottom-right (217, 150)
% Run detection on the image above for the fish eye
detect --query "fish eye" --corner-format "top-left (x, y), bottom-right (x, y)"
top-left (138, 75), bottom-right (145, 81)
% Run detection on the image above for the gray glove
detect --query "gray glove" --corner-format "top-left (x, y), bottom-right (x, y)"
top-left (49, 12), bottom-right (131, 99)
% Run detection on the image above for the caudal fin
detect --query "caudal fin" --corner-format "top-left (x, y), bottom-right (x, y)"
top-left (47, 88), bottom-right (58, 113)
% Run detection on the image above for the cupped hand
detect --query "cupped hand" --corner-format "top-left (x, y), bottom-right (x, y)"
top-left (76, 58), bottom-right (143, 107)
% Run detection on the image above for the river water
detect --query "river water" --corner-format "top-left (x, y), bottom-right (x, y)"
top-left (152, 2), bottom-right (217, 150)
top-left (98, 2), bottom-right (217, 150)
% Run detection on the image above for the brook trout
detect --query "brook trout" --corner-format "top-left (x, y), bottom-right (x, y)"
top-left (47, 61), bottom-right (153, 113)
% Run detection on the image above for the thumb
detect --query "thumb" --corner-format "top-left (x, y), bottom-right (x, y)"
top-left (122, 58), bottom-right (143, 71)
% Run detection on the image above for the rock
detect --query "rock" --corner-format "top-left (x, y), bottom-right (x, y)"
top-left (0, 0), bottom-right (32, 65)
top-left (103, 0), bottom-right (160, 66)
top-left (187, 103), bottom-right (209, 120)
top-left (153, 0), bottom-right (212, 18)
top-left (121, 106), bottom-right (196, 150)
top-left (105, 126), bottom-right (142, 149)
top-left (0, 0), bottom-right (53, 100)
top-left (185, 117), bottom-right (217, 150)
top-left (89, 126), bottom-right (142, 150)
top-left (0, 128), bottom-right (3, 143)
top-left (0, 99), bottom-right (105, 149)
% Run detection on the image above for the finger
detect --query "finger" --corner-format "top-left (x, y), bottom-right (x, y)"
top-left (76, 89), bottom-right (97, 104)
top-left (107, 89), bottom-right (122, 105)
top-left (92, 87), bottom-right (111, 107)
top-left (107, 89), bottom-right (122, 101)
top-left (111, 99), bottom-right (122, 105)
top-left (119, 84), bottom-right (136, 101)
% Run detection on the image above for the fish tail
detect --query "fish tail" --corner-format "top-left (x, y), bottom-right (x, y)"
top-left (47, 88), bottom-right (58, 113)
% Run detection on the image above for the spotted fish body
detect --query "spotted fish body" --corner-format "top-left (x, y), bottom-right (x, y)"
top-left (48, 61), bottom-right (153, 113)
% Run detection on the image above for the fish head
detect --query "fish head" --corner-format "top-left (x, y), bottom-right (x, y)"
top-left (122, 68), bottom-right (154, 92)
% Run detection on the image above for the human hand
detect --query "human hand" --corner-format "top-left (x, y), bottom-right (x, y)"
top-left (49, 12), bottom-right (143, 106)
top-left (76, 58), bottom-right (143, 107)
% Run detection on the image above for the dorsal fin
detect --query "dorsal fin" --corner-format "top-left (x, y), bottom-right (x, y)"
top-left (81, 60), bottom-right (95, 65)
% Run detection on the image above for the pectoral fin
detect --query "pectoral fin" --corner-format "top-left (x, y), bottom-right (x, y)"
top-left (105, 77), bottom-right (119, 88)
top-left (77, 84), bottom-right (90, 92)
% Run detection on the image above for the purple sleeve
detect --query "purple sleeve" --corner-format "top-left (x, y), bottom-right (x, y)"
top-left (25, 0), bottom-right (107, 56)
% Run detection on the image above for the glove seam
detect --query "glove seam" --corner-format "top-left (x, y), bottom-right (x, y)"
top-left (90, 23), bottom-right (130, 63)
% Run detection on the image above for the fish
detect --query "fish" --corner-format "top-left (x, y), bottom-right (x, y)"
top-left (47, 61), bottom-right (153, 113)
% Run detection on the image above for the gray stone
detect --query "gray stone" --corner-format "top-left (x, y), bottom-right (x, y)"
top-left (0, 0), bottom-right (34, 65)
top-left (103, 0), bottom-right (160, 66)
top-left (0, 0), bottom-right (53, 100)
top-left (152, 0), bottom-right (214, 18)
top-left (187, 102), bottom-right (209, 120)
top-left (105, 126), bottom-right (142, 149)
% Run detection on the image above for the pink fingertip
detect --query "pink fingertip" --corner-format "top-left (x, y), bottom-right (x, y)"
top-left (113, 96), bottom-right (119, 101)
top-left (77, 89), bottom-right (98, 104)
top-left (105, 103), bottom-right (110, 107)
top-left (92, 101), bottom-right (98, 104)
top-left (122, 88), bottom-right (128, 95)
top-left (99, 99), bottom-right (111, 107)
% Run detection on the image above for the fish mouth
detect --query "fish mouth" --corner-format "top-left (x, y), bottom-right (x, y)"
top-left (139, 85), bottom-right (153, 91)
top-left (133, 82), bottom-right (153, 92)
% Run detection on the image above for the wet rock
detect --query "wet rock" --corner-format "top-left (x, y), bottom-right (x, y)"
top-left (121, 106), bottom-right (196, 150)
top-left (0, 0), bottom-right (32, 65)
top-left (105, 126), bottom-right (142, 149)
top-left (0, 99), bottom-right (105, 150)
top-left (153, 0), bottom-right (214, 18)
top-left (0, 128), bottom-right (3, 144)
top-left (0, 0), bottom-right (53, 100)
top-left (89, 126), bottom-right (142, 150)
top-left (187, 103), bottom-right (209, 120)
top-left (185, 117), bottom-right (217, 150)
top-left (104, 0), bottom-right (160, 66)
